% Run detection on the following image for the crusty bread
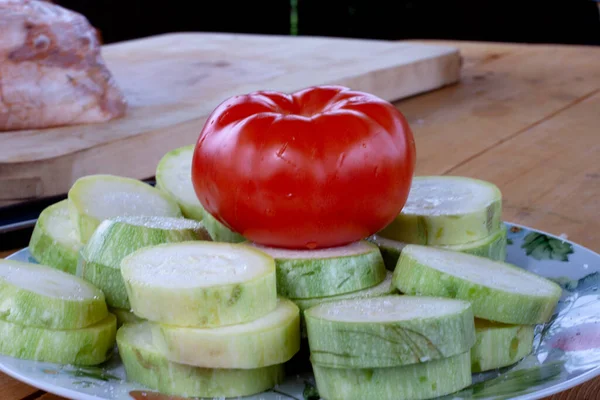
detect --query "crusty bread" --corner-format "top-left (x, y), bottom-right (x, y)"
top-left (0, 0), bottom-right (126, 131)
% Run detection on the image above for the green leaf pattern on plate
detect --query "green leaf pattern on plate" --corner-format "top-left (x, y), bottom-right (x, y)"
top-left (521, 232), bottom-right (574, 261)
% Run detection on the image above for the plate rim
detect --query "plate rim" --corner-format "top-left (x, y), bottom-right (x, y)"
top-left (0, 358), bottom-right (104, 400)
top-left (1, 220), bottom-right (600, 400)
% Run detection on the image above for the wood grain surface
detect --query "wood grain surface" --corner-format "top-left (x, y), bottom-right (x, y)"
top-left (0, 33), bottom-right (461, 205)
top-left (1, 39), bottom-right (600, 400)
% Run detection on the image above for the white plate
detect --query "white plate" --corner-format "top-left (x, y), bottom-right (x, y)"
top-left (2, 222), bottom-right (600, 400)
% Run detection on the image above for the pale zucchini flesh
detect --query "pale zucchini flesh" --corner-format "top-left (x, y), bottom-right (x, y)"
top-left (68, 174), bottom-right (182, 243)
top-left (117, 322), bottom-right (284, 398)
top-left (29, 200), bottom-right (83, 275)
top-left (305, 295), bottom-right (475, 368)
top-left (121, 241), bottom-right (277, 327)
top-left (152, 298), bottom-right (300, 368)
top-left (0, 260), bottom-right (108, 330)
top-left (154, 144), bottom-right (246, 242)
top-left (378, 176), bottom-right (502, 246)
top-left (393, 245), bottom-right (563, 324)
top-left (251, 241), bottom-right (387, 299)
top-left (155, 144), bottom-right (205, 221)
top-left (471, 319), bottom-right (534, 372)
top-left (78, 216), bottom-right (210, 309)
top-left (0, 314), bottom-right (116, 365)
top-left (370, 225), bottom-right (507, 271)
top-left (312, 351), bottom-right (472, 400)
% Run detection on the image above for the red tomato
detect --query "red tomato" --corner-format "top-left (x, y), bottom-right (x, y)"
top-left (192, 85), bottom-right (416, 249)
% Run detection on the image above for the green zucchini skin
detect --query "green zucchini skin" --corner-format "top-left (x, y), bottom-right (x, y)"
top-left (378, 176), bottom-right (503, 246)
top-left (252, 241), bottom-right (387, 299)
top-left (118, 322), bottom-right (284, 398)
top-left (393, 245), bottom-right (562, 324)
top-left (29, 200), bottom-right (83, 275)
top-left (0, 314), bottom-right (116, 366)
top-left (305, 295), bottom-right (475, 368)
top-left (471, 319), bottom-right (534, 372)
top-left (312, 351), bottom-right (472, 400)
top-left (79, 216), bottom-right (209, 309)
top-left (369, 225), bottom-right (507, 271)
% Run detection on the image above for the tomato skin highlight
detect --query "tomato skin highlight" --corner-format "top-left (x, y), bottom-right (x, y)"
top-left (192, 85), bottom-right (416, 249)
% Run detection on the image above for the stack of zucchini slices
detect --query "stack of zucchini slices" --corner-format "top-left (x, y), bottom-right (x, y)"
top-left (302, 176), bottom-right (562, 399)
top-left (393, 246), bottom-right (562, 375)
top-left (0, 259), bottom-right (115, 366)
top-left (27, 167), bottom-right (302, 398)
top-left (118, 241), bottom-right (300, 398)
top-left (370, 176), bottom-right (508, 269)
top-left (21, 145), bottom-right (564, 400)
top-left (305, 295), bottom-right (476, 399)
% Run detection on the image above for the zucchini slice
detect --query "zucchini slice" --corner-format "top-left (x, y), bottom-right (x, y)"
top-left (118, 322), bottom-right (284, 398)
top-left (152, 298), bottom-right (300, 368)
top-left (378, 176), bottom-right (502, 245)
top-left (79, 216), bottom-right (209, 309)
top-left (0, 260), bottom-right (108, 330)
top-left (471, 318), bottom-right (534, 372)
top-left (29, 200), bottom-right (83, 275)
top-left (251, 241), bottom-right (386, 299)
top-left (293, 272), bottom-right (395, 337)
top-left (155, 144), bottom-right (245, 243)
top-left (121, 241), bottom-right (277, 327)
top-left (393, 245), bottom-right (562, 324)
top-left (293, 271), bottom-right (395, 312)
top-left (68, 174), bottom-right (182, 243)
top-left (0, 314), bottom-right (116, 365)
top-left (305, 295), bottom-right (475, 368)
top-left (370, 225), bottom-right (507, 270)
top-left (312, 351), bottom-right (471, 400)
top-left (155, 144), bottom-right (205, 221)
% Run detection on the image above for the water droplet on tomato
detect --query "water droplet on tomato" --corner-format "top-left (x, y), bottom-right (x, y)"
top-left (286, 193), bottom-right (293, 198)
top-left (306, 242), bottom-right (317, 249)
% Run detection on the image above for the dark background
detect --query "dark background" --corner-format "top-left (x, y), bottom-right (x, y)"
top-left (53, 0), bottom-right (600, 46)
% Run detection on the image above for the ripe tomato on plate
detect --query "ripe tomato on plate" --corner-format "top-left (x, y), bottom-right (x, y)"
top-left (192, 85), bottom-right (416, 249)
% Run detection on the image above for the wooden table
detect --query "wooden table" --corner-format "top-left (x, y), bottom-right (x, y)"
top-left (1, 40), bottom-right (599, 399)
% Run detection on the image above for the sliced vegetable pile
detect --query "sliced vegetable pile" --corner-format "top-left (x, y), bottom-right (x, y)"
top-left (79, 215), bottom-right (210, 309)
top-left (0, 260), bottom-right (115, 365)
top-left (119, 241), bottom-right (299, 397)
top-left (117, 322), bottom-right (285, 398)
top-left (9, 86), bottom-right (563, 400)
top-left (370, 175), bottom-right (508, 269)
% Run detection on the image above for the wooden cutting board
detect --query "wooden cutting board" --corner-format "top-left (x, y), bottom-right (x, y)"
top-left (0, 33), bottom-right (461, 206)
